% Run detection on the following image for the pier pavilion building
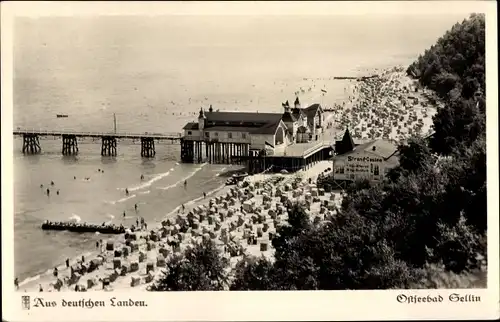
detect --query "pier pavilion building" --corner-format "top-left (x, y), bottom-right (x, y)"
top-left (180, 98), bottom-right (332, 172)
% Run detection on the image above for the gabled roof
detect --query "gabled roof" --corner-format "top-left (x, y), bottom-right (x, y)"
top-left (335, 128), bottom-right (355, 155)
top-left (203, 119), bottom-right (286, 135)
top-left (336, 139), bottom-right (398, 161)
top-left (183, 122), bottom-right (199, 130)
top-left (363, 140), bottom-right (397, 159)
top-left (304, 104), bottom-right (323, 124)
top-left (205, 111), bottom-right (283, 124)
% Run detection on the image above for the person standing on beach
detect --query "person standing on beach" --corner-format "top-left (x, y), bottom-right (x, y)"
top-left (181, 204), bottom-right (185, 213)
top-left (125, 188), bottom-right (129, 196)
top-left (203, 192), bottom-right (206, 199)
top-left (96, 241), bottom-right (99, 249)
top-left (81, 255), bottom-right (85, 263)
top-left (140, 174), bottom-right (144, 181)
top-left (14, 278), bottom-right (19, 290)
top-left (65, 258), bottom-right (69, 268)
top-left (184, 180), bottom-right (187, 189)
top-left (39, 284), bottom-right (43, 292)
top-left (53, 267), bottom-right (58, 277)
top-left (46, 188), bottom-right (50, 196)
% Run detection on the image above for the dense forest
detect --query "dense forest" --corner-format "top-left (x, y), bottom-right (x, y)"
top-left (150, 13), bottom-right (487, 291)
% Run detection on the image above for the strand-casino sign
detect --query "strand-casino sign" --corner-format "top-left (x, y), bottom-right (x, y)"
top-left (345, 154), bottom-right (383, 177)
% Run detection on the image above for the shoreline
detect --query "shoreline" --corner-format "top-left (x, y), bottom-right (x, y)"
top-left (16, 178), bottom-right (232, 291)
top-left (15, 65), bottom-right (439, 292)
top-left (17, 160), bottom-right (334, 292)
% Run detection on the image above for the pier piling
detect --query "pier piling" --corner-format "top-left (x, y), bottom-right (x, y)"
top-left (141, 137), bottom-right (156, 158)
top-left (62, 134), bottom-right (79, 155)
top-left (101, 136), bottom-right (117, 156)
top-left (22, 134), bottom-right (42, 154)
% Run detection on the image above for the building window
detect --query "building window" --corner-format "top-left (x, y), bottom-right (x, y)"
top-left (374, 165), bottom-right (380, 176)
top-left (242, 133), bottom-right (247, 139)
top-left (187, 131), bottom-right (192, 135)
top-left (228, 132), bottom-right (232, 139)
top-left (205, 132), bottom-right (209, 138)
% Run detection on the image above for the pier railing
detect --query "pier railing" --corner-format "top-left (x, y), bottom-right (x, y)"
top-left (13, 129), bottom-right (182, 140)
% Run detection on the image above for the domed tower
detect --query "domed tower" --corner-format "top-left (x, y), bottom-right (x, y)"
top-left (198, 107), bottom-right (206, 131)
top-left (282, 101), bottom-right (290, 113)
top-left (294, 97), bottom-right (301, 109)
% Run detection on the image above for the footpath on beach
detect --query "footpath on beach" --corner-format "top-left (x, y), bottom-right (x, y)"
top-left (20, 161), bottom-right (340, 292)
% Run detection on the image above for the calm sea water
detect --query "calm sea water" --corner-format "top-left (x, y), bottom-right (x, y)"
top-left (12, 14), bottom-right (467, 283)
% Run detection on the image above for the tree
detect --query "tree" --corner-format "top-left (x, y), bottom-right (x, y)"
top-left (149, 239), bottom-right (229, 291)
top-left (230, 255), bottom-right (277, 290)
top-left (430, 98), bottom-right (485, 155)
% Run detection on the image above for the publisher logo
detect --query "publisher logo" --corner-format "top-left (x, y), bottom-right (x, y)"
top-left (22, 296), bottom-right (30, 310)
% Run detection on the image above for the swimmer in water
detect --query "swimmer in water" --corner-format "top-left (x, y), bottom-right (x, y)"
top-left (51, 181), bottom-right (54, 186)
top-left (140, 174), bottom-right (144, 180)
top-left (56, 190), bottom-right (60, 195)
top-left (123, 211), bottom-right (126, 218)
top-left (184, 180), bottom-right (187, 188)
top-left (74, 176), bottom-right (76, 180)
top-left (203, 192), bottom-right (206, 199)
top-left (134, 204), bottom-right (138, 212)
top-left (46, 188), bottom-right (50, 196)
top-left (40, 184), bottom-right (44, 188)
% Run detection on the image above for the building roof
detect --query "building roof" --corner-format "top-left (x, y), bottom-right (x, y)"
top-left (304, 104), bottom-right (322, 120)
top-left (291, 107), bottom-right (306, 120)
top-left (336, 139), bottom-right (398, 160)
top-left (183, 122), bottom-right (199, 130)
top-left (205, 111), bottom-right (283, 124)
top-left (335, 128), bottom-right (355, 155)
top-left (203, 121), bottom-right (285, 135)
top-left (363, 140), bottom-right (398, 159)
top-left (282, 111), bottom-right (297, 123)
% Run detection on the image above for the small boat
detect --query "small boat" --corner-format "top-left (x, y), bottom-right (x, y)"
top-left (41, 221), bottom-right (126, 234)
top-left (56, 114), bottom-right (69, 118)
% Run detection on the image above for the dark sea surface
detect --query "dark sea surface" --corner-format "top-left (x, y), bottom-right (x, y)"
top-left (11, 14), bottom-right (467, 284)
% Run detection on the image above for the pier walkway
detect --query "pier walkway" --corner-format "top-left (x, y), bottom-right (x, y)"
top-left (13, 129), bottom-right (182, 140)
top-left (14, 128), bottom-right (182, 157)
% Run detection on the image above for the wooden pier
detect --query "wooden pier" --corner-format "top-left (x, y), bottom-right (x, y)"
top-left (13, 129), bottom-right (181, 157)
top-left (14, 129), bottom-right (334, 173)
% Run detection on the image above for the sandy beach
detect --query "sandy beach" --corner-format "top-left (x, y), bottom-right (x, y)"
top-left (19, 160), bottom-right (337, 292)
top-left (329, 66), bottom-right (441, 143)
top-left (16, 65), bottom-right (441, 293)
